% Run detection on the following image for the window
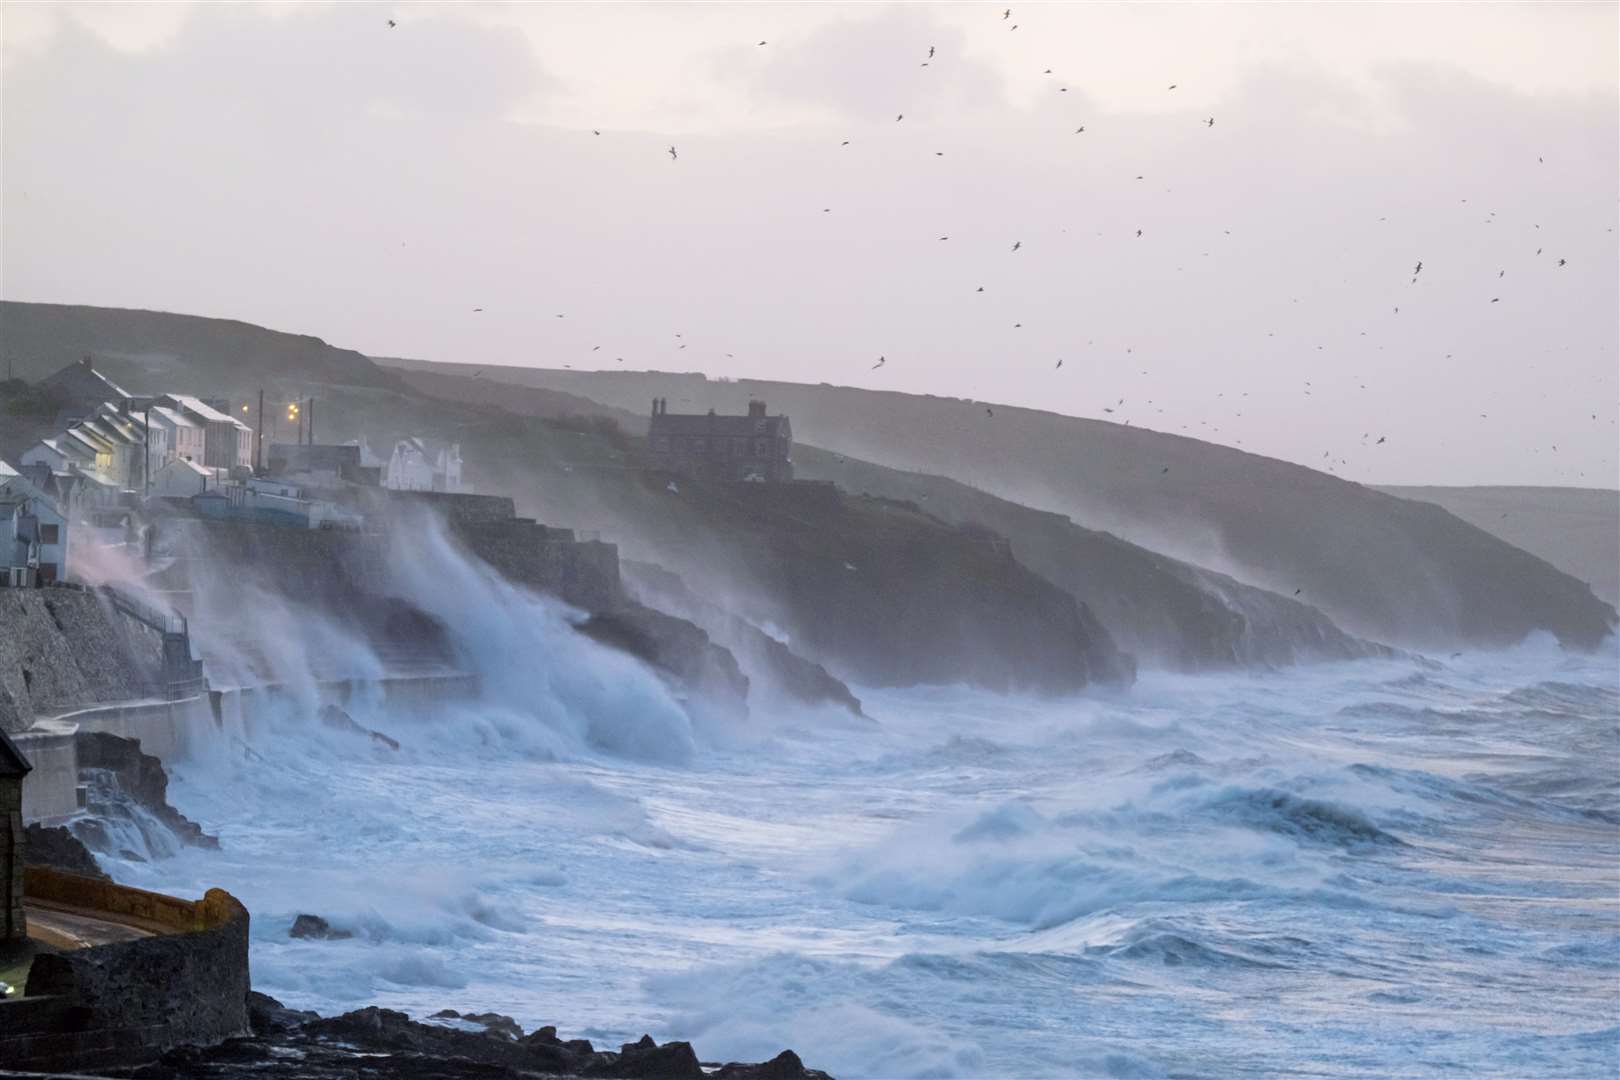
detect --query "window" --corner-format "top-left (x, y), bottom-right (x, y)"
top-left (716, 438), bottom-right (729, 457)
top-left (39, 524), bottom-right (59, 545)
top-left (692, 438), bottom-right (706, 455)
top-left (755, 438), bottom-right (767, 457)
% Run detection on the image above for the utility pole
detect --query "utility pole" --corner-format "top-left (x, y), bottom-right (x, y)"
top-left (307, 398), bottom-right (315, 446)
top-left (144, 405), bottom-right (151, 496)
top-left (256, 388), bottom-right (264, 473)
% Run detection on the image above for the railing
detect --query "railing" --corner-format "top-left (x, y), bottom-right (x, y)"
top-left (103, 585), bottom-right (188, 637)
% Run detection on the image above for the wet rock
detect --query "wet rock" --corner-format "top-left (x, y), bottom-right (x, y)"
top-left (74, 730), bottom-right (219, 852)
top-left (23, 822), bottom-right (107, 879)
top-left (716, 1049), bottom-right (835, 1080)
top-left (247, 990), bottom-right (318, 1035)
top-left (289, 913), bottom-right (353, 940)
top-left (431, 1008), bottom-right (524, 1041)
top-left (318, 703), bottom-right (401, 751)
top-left (586, 1034), bottom-right (704, 1079)
top-left (128, 1000), bottom-right (834, 1080)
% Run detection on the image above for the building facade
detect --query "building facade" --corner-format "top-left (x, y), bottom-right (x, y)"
top-left (385, 438), bottom-right (464, 493)
top-left (646, 399), bottom-right (793, 482)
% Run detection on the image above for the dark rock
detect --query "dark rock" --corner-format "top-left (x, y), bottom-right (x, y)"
top-left (289, 913), bottom-right (353, 940)
top-left (587, 1034), bottom-right (705, 1079)
top-left (111, 998), bottom-right (835, 1080)
top-left (318, 703), bottom-right (401, 750)
top-left (716, 1049), bottom-right (835, 1080)
top-left (23, 822), bottom-right (107, 879)
top-left (623, 559), bottom-right (865, 717)
top-left (576, 602), bottom-right (750, 714)
top-left (248, 990), bottom-right (319, 1035)
top-left (526, 1023), bottom-right (595, 1055)
top-left (460, 1011), bottom-right (525, 1041)
top-left (74, 730), bottom-right (219, 852)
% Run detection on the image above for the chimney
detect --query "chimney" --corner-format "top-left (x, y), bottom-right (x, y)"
top-left (81, 355), bottom-right (94, 371)
top-left (748, 400), bottom-right (766, 418)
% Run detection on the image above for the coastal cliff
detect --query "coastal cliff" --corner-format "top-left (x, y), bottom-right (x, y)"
top-left (568, 475), bottom-right (1135, 693)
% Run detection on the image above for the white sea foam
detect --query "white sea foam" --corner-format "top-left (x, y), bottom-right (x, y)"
top-left (107, 598), bottom-right (1617, 1079)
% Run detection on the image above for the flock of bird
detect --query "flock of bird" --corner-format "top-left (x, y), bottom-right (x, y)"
top-left (384, 7), bottom-right (1603, 484)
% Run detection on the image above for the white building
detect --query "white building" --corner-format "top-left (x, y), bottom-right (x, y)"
top-left (150, 457), bottom-right (218, 498)
top-left (158, 395), bottom-right (255, 469)
top-left (147, 404), bottom-right (206, 466)
top-left (385, 437), bottom-right (465, 493)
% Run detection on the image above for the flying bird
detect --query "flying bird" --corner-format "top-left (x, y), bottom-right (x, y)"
top-left (928, 45), bottom-right (935, 58)
top-left (1376, 436), bottom-right (1386, 444)
top-left (387, 19), bottom-right (396, 28)
top-left (1003, 8), bottom-right (1010, 18)
top-left (896, 113), bottom-right (904, 122)
top-left (1206, 117), bottom-right (1214, 127)
top-left (1136, 228), bottom-right (1143, 237)
top-left (985, 406), bottom-right (995, 416)
top-left (1490, 297), bottom-right (1500, 303)
top-left (473, 307), bottom-right (483, 312)
top-left (1055, 358), bottom-right (1063, 368)
top-left (1012, 240), bottom-right (1022, 251)
top-left (668, 145), bottom-right (677, 160)
top-left (1557, 258), bottom-right (1566, 267)
top-left (757, 40), bottom-right (767, 45)
top-left (1168, 84), bottom-right (1177, 90)
top-left (1294, 588), bottom-right (1303, 596)
top-left (872, 356), bottom-right (886, 369)
top-left (1075, 126), bottom-right (1085, 133)
top-left (593, 129), bottom-right (600, 135)
top-left (841, 140), bottom-right (850, 146)
top-left (976, 286), bottom-right (984, 292)
top-left (1161, 466), bottom-right (1170, 474)
top-left (1413, 260), bottom-right (1422, 276)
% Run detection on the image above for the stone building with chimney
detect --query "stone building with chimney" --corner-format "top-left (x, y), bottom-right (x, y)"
top-left (646, 399), bottom-right (793, 482)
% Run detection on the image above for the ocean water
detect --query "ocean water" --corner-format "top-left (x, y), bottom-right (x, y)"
top-left (104, 567), bottom-right (1619, 1078)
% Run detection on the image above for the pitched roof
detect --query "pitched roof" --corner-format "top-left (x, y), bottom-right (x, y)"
top-left (60, 428), bottom-right (107, 457)
top-left (41, 359), bottom-right (131, 401)
top-left (649, 411), bottom-right (789, 439)
top-left (165, 395), bottom-right (253, 432)
top-left (0, 720), bottom-right (34, 777)
top-left (149, 405), bottom-right (199, 428)
top-left (160, 457), bottom-right (213, 477)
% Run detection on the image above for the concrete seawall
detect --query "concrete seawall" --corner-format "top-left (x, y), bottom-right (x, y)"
top-left (18, 671), bottom-right (479, 825)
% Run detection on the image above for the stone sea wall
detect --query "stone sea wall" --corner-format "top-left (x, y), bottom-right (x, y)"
top-left (0, 870), bottom-right (250, 1072)
top-left (0, 587), bottom-right (164, 734)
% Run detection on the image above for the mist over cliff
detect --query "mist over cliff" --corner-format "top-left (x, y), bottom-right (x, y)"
top-left (404, 364), bottom-right (1615, 652)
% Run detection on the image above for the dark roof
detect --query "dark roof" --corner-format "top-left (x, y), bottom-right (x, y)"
top-left (649, 412), bottom-right (789, 438)
top-left (0, 726), bottom-right (32, 778)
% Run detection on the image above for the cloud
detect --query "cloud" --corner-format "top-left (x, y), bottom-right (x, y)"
top-left (723, 6), bottom-right (1007, 126)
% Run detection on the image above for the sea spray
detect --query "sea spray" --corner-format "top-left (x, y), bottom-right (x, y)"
top-left (109, 619), bottom-right (1616, 1078)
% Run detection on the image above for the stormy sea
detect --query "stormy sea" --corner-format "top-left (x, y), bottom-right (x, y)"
top-left (86, 557), bottom-right (1618, 1080)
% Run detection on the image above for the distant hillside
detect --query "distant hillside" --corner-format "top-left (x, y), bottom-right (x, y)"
top-left (381, 361), bottom-right (1618, 652)
top-left (1376, 486), bottom-right (1619, 608)
top-left (0, 301), bottom-right (403, 396)
top-left (392, 364), bottom-right (1390, 668)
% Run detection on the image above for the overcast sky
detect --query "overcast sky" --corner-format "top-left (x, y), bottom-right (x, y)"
top-left (3, 2), bottom-right (1615, 487)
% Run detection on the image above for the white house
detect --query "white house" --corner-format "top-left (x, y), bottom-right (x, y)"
top-left (159, 394), bottom-right (255, 469)
top-left (385, 437), bottom-right (464, 493)
top-left (146, 404), bottom-right (204, 467)
top-left (150, 457), bottom-right (218, 498)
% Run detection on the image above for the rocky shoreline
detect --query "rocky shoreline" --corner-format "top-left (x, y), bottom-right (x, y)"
top-left (100, 992), bottom-right (834, 1079)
